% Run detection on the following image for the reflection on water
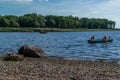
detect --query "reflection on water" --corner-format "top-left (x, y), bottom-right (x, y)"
top-left (0, 31), bottom-right (120, 61)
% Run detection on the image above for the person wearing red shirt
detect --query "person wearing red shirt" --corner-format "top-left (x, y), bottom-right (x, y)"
top-left (102, 36), bottom-right (108, 40)
top-left (90, 35), bottom-right (95, 41)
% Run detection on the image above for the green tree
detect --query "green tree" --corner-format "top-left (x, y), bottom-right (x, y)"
top-left (0, 17), bottom-right (10, 27)
top-left (10, 20), bottom-right (20, 27)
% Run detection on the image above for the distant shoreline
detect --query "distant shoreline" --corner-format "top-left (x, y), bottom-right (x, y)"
top-left (0, 27), bottom-right (119, 32)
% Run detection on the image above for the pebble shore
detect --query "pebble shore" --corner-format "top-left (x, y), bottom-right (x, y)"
top-left (0, 57), bottom-right (120, 80)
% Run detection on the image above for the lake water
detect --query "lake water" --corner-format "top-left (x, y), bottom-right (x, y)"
top-left (0, 31), bottom-right (120, 61)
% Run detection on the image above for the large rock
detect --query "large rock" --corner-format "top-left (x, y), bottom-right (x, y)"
top-left (4, 53), bottom-right (24, 61)
top-left (18, 45), bottom-right (47, 58)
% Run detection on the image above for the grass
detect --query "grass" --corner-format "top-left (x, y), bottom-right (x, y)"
top-left (0, 27), bottom-right (118, 32)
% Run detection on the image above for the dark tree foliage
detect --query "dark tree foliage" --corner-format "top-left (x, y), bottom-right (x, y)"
top-left (0, 13), bottom-right (116, 29)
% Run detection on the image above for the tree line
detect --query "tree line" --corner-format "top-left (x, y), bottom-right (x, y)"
top-left (0, 13), bottom-right (116, 29)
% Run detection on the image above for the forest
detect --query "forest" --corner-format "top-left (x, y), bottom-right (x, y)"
top-left (0, 13), bottom-right (116, 29)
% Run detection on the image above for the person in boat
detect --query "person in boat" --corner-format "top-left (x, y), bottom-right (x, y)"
top-left (102, 36), bottom-right (109, 40)
top-left (90, 35), bottom-right (95, 41)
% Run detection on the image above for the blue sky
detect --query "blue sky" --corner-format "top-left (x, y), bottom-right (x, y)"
top-left (0, 0), bottom-right (120, 28)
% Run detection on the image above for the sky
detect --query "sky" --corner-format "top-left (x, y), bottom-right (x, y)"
top-left (0, 0), bottom-right (120, 28)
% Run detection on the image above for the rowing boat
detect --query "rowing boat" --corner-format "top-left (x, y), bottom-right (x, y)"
top-left (88, 39), bottom-right (113, 43)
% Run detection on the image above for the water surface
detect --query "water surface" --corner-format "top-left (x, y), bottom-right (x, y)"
top-left (0, 31), bottom-right (120, 61)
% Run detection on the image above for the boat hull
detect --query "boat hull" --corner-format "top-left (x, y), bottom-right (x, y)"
top-left (88, 39), bottom-right (113, 43)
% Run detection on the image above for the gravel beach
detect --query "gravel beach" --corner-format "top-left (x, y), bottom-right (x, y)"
top-left (0, 57), bottom-right (120, 80)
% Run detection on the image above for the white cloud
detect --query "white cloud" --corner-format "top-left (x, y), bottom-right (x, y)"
top-left (0, 0), bottom-right (33, 2)
top-left (0, 0), bottom-right (12, 1)
top-left (39, 0), bottom-right (48, 2)
top-left (15, 0), bottom-right (33, 2)
top-left (44, 0), bottom-right (48, 1)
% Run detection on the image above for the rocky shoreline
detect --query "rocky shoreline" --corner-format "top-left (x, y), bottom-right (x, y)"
top-left (0, 57), bottom-right (120, 80)
top-left (1, 45), bottom-right (120, 80)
